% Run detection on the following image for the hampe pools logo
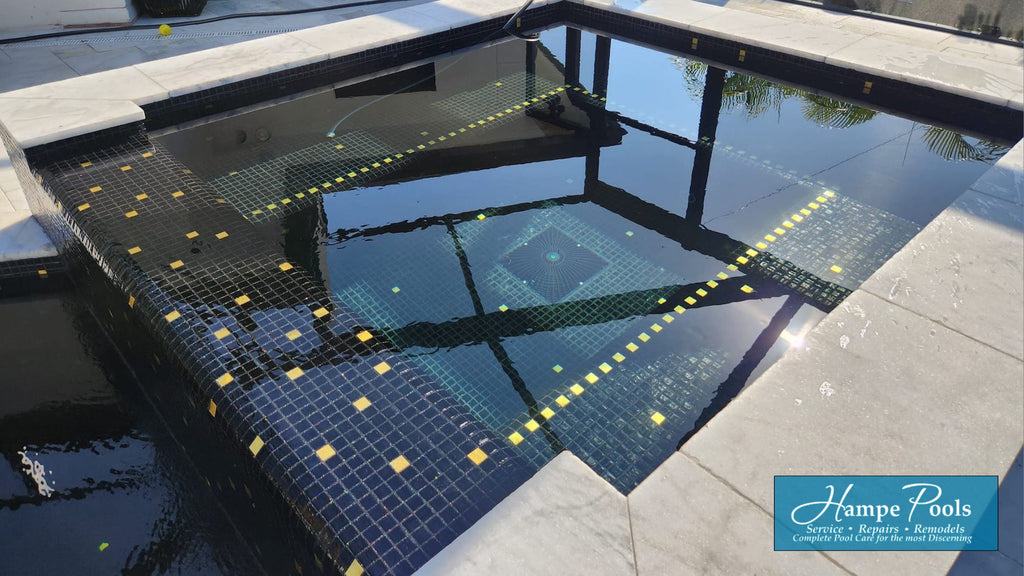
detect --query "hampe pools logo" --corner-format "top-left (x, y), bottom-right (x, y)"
top-left (774, 476), bottom-right (998, 551)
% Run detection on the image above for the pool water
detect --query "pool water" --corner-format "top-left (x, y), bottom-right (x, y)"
top-left (8, 23), bottom-right (1013, 576)
top-left (157, 28), bottom-right (1007, 491)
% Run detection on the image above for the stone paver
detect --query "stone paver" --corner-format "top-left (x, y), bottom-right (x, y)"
top-left (629, 452), bottom-right (849, 576)
top-left (681, 289), bottom-right (1023, 576)
top-left (862, 188), bottom-right (1024, 360)
top-left (414, 452), bottom-right (634, 576)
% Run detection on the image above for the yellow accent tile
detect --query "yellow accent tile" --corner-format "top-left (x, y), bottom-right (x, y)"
top-left (391, 286), bottom-right (400, 293)
top-left (674, 305), bottom-right (685, 314)
top-left (770, 228), bottom-right (783, 236)
top-left (120, 165), bottom-right (132, 172)
top-left (185, 231), bottom-right (199, 239)
top-left (356, 330), bottom-right (373, 342)
top-left (509, 432), bottom-right (524, 445)
top-left (279, 262), bottom-right (293, 271)
top-left (638, 333), bottom-right (651, 342)
top-left (234, 295), bottom-right (250, 306)
top-left (662, 314), bottom-right (674, 323)
top-left (651, 324), bottom-right (662, 333)
top-left (128, 295), bottom-right (136, 308)
top-left (216, 372), bottom-right (234, 387)
top-left (286, 367), bottom-right (304, 380)
top-left (626, 342), bottom-right (639, 352)
top-left (128, 246), bottom-right (141, 255)
top-left (552, 365), bottom-right (563, 373)
top-left (373, 361), bottom-right (391, 375)
top-left (81, 161), bottom-right (92, 167)
top-left (125, 210), bottom-right (138, 218)
top-left (746, 249), bottom-right (758, 257)
top-left (755, 242), bottom-right (768, 250)
top-left (89, 186), bottom-right (102, 193)
top-left (657, 297), bottom-right (667, 305)
top-left (824, 190), bottom-right (836, 198)
top-left (142, 152), bottom-right (153, 158)
top-left (783, 221), bottom-right (795, 228)
top-left (800, 208), bottom-right (811, 215)
top-left (312, 307), bottom-right (329, 318)
top-left (468, 448), bottom-right (489, 465)
top-left (135, 193), bottom-right (148, 201)
top-left (792, 214), bottom-right (803, 222)
top-left (741, 285), bottom-right (754, 294)
top-left (267, 203), bottom-right (278, 210)
top-left (215, 231), bottom-right (229, 239)
top-left (525, 419), bottom-right (540, 431)
top-left (696, 289), bottom-right (708, 297)
top-left (585, 372), bottom-right (599, 384)
top-left (765, 234), bottom-right (777, 242)
top-left (498, 304), bottom-right (509, 312)
top-left (214, 327), bottom-right (230, 340)
top-left (77, 203), bottom-right (90, 211)
top-left (541, 407), bottom-right (555, 419)
top-left (809, 202), bottom-right (820, 209)
top-left (737, 256), bottom-right (749, 265)
top-left (316, 444), bottom-right (336, 462)
top-left (249, 436), bottom-right (264, 456)
top-left (371, 163), bottom-right (381, 168)
top-left (685, 296), bottom-right (697, 305)
top-left (570, 384), bottom-right (585, 395)
top-left (208, 400), bottom-right (217, 417)
top-left (38, 269), bottom-right (47, 276)
top-left (476, 214), bottom-right (486, 220)
top-left (556, 395), bottom-right (570, 407)
top-left (345, 560), bottom-right (364, 576)
top-left (360, 167), bottom-right (370, 173)
top-left (651, 412), bottom-right (666, 425)
top-left (165, 310), bottom-right (181, 322)
top-left (727, 264), bottom-right (738, 271)
top-left (706, 280), bottom-right (719, 289)
top-left (353, 396), bottom-right (372, 411)
top-left (252, 210), bottom-right (263, 215)
top-left (598, 362), bottom-right (612, 374)
top-left (169, 260), bottom-right (184, 270)
top-left (717, 272), bottom-right (728, 280)
top-left (830, 265), bottom-right (843, 274)
top-left (285, 329), bottom-right (301, 341)
top-left (815, 197), bottom-right (826, 204)
top-left (348, 172), bottom-right (357, 178)
top-left (281, 198), bottom-right (292, 204)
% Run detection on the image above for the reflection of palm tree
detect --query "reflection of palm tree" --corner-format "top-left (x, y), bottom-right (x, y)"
top-left (921, 125), bottom-right (1007, 162)
top-left (800, 94), bottom-right (876, 128)
top-left (673, 57), bottom-right (1008, 162)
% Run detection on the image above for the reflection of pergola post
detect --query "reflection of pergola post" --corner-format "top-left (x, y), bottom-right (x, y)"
top-left (444, 219), bottom-right (566, 456)
top-left (687, 66), bottom-right (726, 225)
top-left (585, 35), bottom-right (612, 185)
top-left (564, 28), bottom-right (581, 85)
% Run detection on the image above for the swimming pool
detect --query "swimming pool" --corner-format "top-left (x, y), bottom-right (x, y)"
top-left (5, 14), bottom-right (1019, 576)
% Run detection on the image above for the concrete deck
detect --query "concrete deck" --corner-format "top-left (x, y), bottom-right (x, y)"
top-left (0, 0), bottom-right (1021, 574)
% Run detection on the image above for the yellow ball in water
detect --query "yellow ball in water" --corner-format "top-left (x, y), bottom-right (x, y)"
top-left (158, 24), bottom-right (172, 36)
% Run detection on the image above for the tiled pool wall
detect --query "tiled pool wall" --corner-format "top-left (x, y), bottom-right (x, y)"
top-left (2, 115), bottom-right (537, 575)
top-left (2, 3), bottom-right (1021, 576)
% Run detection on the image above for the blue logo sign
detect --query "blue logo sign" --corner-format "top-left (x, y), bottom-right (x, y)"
top-left (774, 476), bottom-right (998, 550)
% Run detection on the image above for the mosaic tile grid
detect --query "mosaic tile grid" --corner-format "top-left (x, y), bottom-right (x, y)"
top-left (763, 194), bottom-right (922, 290)
top-left (15, 127), bottom-right (535, 576)
top-left (203, 71), bottom-right (569, 222)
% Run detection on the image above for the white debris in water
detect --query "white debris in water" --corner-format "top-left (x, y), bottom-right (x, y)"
top-left (819, 381), bottom-right (835, 399)
top-left (888, 275), bottom-right (909, 300)
top-left (794, 398), bottom-right (803, 406)
top-left (17, 449), bottom-right (54, 497)
top-left (839, 334), bottom-right (850, 349)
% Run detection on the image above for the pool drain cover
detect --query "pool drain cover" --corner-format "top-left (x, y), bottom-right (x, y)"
top-left (501, 227), bottom-right (607, 302)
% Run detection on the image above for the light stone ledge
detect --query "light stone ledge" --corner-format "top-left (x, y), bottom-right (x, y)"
top-left (413, 451), bottom-right (634, 576)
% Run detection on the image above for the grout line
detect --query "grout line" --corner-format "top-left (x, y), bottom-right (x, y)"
top-left (854, 288), bottom-right (1024, 363)
top-left (676, 451), bottom-right (859, 576)
top-left (625, 495), bottom-right (640, 576)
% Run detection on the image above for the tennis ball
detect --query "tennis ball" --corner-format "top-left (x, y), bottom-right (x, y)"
top-left (159, 24), bottom-right (172, 36)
